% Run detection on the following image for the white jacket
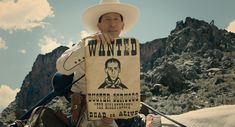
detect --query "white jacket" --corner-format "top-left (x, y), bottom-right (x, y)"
top-left (56, 40), bottom-right (87, 94)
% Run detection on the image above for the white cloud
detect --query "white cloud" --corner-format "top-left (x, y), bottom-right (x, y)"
top-left (227, 19), bottom-right (235, 33)
top-left (39, 36), bottom-right (61, 54)
top-left (0, 85), bottom-right (19, 110)
top-left (0, 0), bottom-right (54, 30)
top-left (0, 37), bottom-right (8, 49)
top-left (80, 30), bottom-right (91, 39)
top-left (19, 49), bottom-right (27, 54)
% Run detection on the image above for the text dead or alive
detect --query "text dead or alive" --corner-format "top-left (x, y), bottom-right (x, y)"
top-left (87, 92), bottom-right (139, 103)
top-left (89, 110), bottom-right (139, 119)
top-left (88, 38), bottom-right (138, 57)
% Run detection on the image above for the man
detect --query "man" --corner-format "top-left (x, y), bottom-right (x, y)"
top-left (56, 0), bottom-right (140, 126)
top-left (98, 58), bottom-right (128, 89)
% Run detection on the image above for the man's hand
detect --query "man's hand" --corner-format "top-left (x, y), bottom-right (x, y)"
top-left (101, 117), bottom-right (114, 124)
top-left (86, 33), bottom-right (114, 44)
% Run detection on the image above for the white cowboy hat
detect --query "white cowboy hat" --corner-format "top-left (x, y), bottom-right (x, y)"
top-left (81, 0), bottom-right (140, 34)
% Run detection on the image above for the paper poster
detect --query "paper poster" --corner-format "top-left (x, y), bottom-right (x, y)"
top-left (85, 38), bottom-right (140, 120)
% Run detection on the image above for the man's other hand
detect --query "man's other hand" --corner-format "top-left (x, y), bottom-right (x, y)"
top-left (90, 33), bottom-right (114, 44)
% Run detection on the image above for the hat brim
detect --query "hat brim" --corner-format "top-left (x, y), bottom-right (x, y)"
top-left (82, 3), bottom-right (140, 34)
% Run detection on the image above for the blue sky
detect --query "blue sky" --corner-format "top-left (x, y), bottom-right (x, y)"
top-left (0, 0), bottom-right (235, 112)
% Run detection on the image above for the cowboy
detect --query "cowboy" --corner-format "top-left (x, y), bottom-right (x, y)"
top-left (56, 0), bottom-right (140, 126)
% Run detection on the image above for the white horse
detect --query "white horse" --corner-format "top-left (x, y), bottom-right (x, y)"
top-left (161, 105), bottom-right (235, 127)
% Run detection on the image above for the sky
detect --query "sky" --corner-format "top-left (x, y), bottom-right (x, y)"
top-left (0, 0), bottom-right (235, 112)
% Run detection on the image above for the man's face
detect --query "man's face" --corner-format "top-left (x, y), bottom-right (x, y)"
top-left (105, 62), bottom-right (120, 81)
top-left (97, 12), bottom-right (124, 38)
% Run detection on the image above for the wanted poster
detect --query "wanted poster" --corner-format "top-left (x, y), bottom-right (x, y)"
top-left (85, 38), bottom-right (140, 120)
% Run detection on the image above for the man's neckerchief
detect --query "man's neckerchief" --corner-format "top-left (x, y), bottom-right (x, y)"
top-left (104, 77), bottom-right (122, 89)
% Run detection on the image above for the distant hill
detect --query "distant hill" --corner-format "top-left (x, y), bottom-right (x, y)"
top-left (1, 17), bottom-right (235, 126)
top-left (0, 46), bottom-right (69, 125)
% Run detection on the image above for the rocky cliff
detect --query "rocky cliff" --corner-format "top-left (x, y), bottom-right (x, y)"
top-left (140, 37), bottom-right (167, 64)
top-left (140, 17), bottom-right (235, 114)
top-left (0, 46), bottom-right (68, 125)
top-left (1, 17), bottom-right (235, 126)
